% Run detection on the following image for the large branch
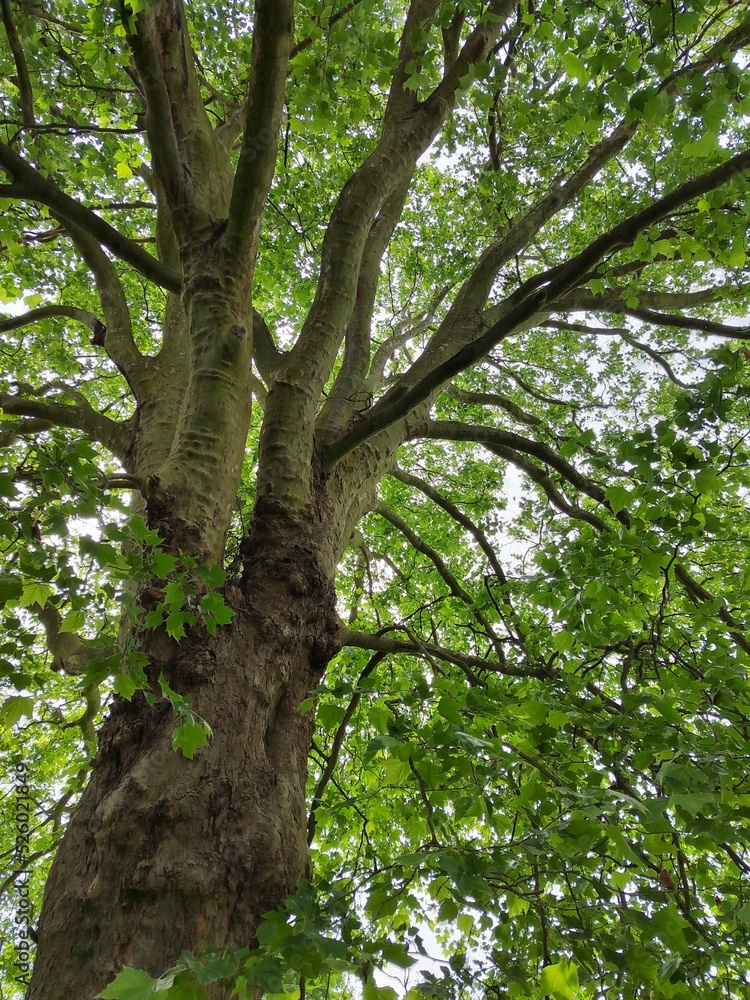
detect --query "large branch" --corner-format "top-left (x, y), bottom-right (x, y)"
top-left (325, 149), bottom-right (750, 466)
top-left (421, 420), bottom-right (618, 529)
top-left (420, 16), bottom-right (750, 351)
top-left (1, 0), bottom-right (35, 127)
top-left (0, 141), bottom-right (181, 292)
top-left (556, 291), bottom-right (750, 339)
top-left (59, 221), bottom-right (146, 390)
top-left (0, 393), bottom-right (131, 461)
top-left (561, 280), bottom-right (750, 315)
top-left (316, 174), bottom-right (414, 438)
top-left (223, 0), bottom-right (294, 274)
top-left (258, 1), bottom-right (514, 502)
top-left (283, 0), bottom-right (513, 396)
top-left (127, 0), bottom-right (237, 232)
top-left (0, 306), bottom-right (102, 337)
top-left (376, 501), bottom-right (506, 658)
top-left (339, 626), bottom-right (550, 680)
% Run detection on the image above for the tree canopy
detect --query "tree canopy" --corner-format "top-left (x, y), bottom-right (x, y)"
top-left (1, 1), bottom-right (750, 998)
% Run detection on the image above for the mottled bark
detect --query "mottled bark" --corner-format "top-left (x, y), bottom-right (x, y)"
top-left (28, 499), bottom-right (340, 1000)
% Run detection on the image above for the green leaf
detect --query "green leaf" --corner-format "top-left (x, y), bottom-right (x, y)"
top-left (19, 581), bottom-right (53, 607)
top-left (163, 972), bottom-right (208, 999)
top-left (173, 717), bottom-right (211, 759)
top-left (364, 981), bottom-right (398, 1000)
top-left (437, 695), bottom-right (463, 725)
top-left (163, 581), bottom-right (188, 607)
top-left (98, 967), bottom-right (160, 999)
top-left (150, 550), bottom-right (179, 577)
top-left (128, 516), bottom-right (162, 544)
top-left (199, 592), bottom-right (234, 625)
top-left (245, 955), bottom-right (287, 993)
top-left (0, 694), bottom-right (33, 728)
top-left (114, 673), bottom-right (139, 699)
top-left (693, 468), bottom-right (722, 493)
top-left (180, 951), bottom-right (238, 984)
top-left (0, 473), bottom-right (17, 496)
top-left (0, 572), bottom-right (23, 604)
top-left (165, 611), bottom-right (195, 640)
top-left (539, 960), bottom-right (579, 999)
top-left (605, 484), bottom-right (630, 514)
top-left (59, 608), bottom-right (86, 633)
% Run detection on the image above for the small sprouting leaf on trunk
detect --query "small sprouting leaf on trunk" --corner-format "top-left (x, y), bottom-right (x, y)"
top-left (97, 966), bottom-right (161, 999)
top-left (244, 954), bottom-right (287, 993)
top-left (150, 549), bottom-right (179, 577)
top-left (196, 564), bottom-right (228, 588)
top-left (113, 673), bottom-right (139, 700)
top-left (145, 609), bottom-right (164, 629)
top-left (127, 515), bottom-right (161, 545)
top-left (172, 715), bottom-right (211, 759)
top-left (199, 591), bottom-right (234, 625)
top-left (162, 971), bottom-right (209, 999)
top-left (165, 610), bottom-right (196, 640)
top-left (180, 949), bottom-right (239, 983)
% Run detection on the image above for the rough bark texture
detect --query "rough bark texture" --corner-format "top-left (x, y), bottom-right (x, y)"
top-left (27, 499), bottom-right (340, 1000)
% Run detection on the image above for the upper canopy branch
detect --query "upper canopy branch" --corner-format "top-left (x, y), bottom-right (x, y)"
top-left (283, 0), bottom-right (514, 395)
top-left (324, 149), bottom-right (750, 467)
top-left (0, 392), bottom-right (131, 461)
top-left (1, 0), bottom-right (35, 128)
top-left (340, 624), bottom-right (550, 681)
top-left (223, 0), bottom-right (294, 275)
top-left (422, 420), bottom-right (626, 526)
top-left (0, 141), bottom-right (181, 292)
top-left (556, 291), bottom-right (750, 339)
top-left (375, 501), bottom-right (507, 661)
top-left (0, 305), bottom-right (103, 338)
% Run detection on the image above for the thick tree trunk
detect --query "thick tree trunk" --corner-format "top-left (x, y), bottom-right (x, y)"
top-left (27, 499), bottom-right (340, 1000)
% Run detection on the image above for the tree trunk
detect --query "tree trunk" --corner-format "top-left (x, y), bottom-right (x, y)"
top-left (27, 498), bottom-right (340, 1000)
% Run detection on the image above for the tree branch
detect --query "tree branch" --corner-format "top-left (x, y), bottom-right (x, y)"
top-left (59, 220), bottom-right (146, 389)
top-left (283, 0), bottom-right (513, 396)
top-left (307, 651), bottom-right (386, 844)
top-left (0, 393), bottom-right (131, 461)
top-left (325, 149), bottom-right (750, 466)
top-left (389, 466), bottom-right (508, 584)
top-left (424, 421), bottom-right (626, 523)
top-left (542, 321), bottom-right (693, 389)
top-left (339, 625), bottom-right (550, 680)
top-left (224, 0), bottom-right (294, 274)
top-left (557, 291), bottom-right (750, 339)
top-left (291, 0), bottom-right (367, 59)
top-left (376, 501), bottom-right (506, 658)
top-left (560, 280), bottom-right (750, 315)
top-left (0, 141), bottom-right (181, 292)
top-left (316, 174), bottom-right (414, 439)
top-left (445, 385), bottom-right (545, 431)
top-left (1, 0), bottom-right (35, 127)
top-left (0, 306), bottom-right (103, 338)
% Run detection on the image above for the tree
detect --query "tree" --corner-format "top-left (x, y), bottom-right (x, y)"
top-left (0, 0), bottom-right (749, 997)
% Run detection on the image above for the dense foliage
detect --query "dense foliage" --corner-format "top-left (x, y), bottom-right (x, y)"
top-left (1, 1), bottom-right (750, 998)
